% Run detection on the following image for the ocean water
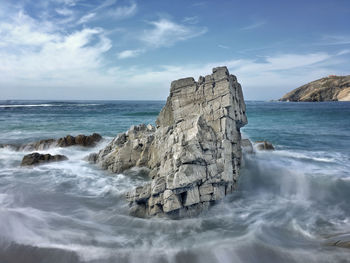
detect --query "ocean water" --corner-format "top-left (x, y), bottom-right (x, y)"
top-left (0, 100), bottom-right (350, 263)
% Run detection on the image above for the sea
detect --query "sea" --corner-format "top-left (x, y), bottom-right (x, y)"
top-left (0, 100), bottom-right (349, 263)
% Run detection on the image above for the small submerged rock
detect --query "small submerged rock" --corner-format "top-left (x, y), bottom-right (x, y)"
top-left (21, 152), bottom-right (68, 166)
top-left (255, 141), bottom-right (275, 151)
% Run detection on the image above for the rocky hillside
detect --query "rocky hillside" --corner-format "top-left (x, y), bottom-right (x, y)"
top-left (280, 75), bottom-right (350, 102)
top-left (90, 67), bottom-right (247, 218)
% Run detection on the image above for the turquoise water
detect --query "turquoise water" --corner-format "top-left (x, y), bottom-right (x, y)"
top-left (0, 100), bottom-right (350, 262)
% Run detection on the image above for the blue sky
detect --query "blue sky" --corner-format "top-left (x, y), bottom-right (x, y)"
top-left (0, 0), bottom-right (349, 100)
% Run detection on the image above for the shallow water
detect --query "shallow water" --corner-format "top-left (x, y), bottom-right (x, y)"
top-left (0, 100), bottom-right (350, 262)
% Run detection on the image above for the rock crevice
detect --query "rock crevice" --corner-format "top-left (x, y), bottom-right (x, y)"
top-left (91, 67), bottom-right (247, 218)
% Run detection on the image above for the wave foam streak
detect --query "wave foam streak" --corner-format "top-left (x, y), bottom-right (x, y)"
top-left (0, 145), bottom-right (349, 262)
top-left (1, 101), bottom-right (350, 262)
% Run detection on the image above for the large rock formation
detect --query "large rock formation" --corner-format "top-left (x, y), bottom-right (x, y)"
top-left (91, 67), bottom-right (247, 218)
top-left (280, 75), bottom-right (350, 102)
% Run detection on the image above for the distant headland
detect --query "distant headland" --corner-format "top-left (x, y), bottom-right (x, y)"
top-left (279, 75), bottom-right (350, 102)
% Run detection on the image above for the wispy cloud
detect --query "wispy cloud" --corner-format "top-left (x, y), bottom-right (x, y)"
top-left (93, 0), bottom-right (118, 11)
top-left (241, 21), bottom-right (266, 30)
top-left (218, 44), bottom-right (229, 49)
top-left (55, 0), bottom-right (79, 7)
top-left (115, 17), bottom-right (207, 59)
top-left (319, 35), bottom-right (350, 46)
top-left (108, 1), bottom-right (137, 19)
top-left (337, 49), bottom-right (350, 56)
top-left (259, 53), bottom-right (330, 71)
top-left (77, 13), bottom-right (96, 24)
top-left (192, 2), bottom-right (207, 7)
top-left (182, 16), bottom-right (199, 24)
top-left (141, 18), bottom-right (207, 48)
top-left (108, 52), bottom-right (343, 100)
top-left (75, 1), bottom-right (137, 24)
top-left (55, 8), bottom-right (73, 16)
top-left (117, 49), bottom-right (144, 59)
top-left (125, 53), bottom-right (332, 85)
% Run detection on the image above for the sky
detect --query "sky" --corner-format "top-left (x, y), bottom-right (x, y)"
top-left (0, 0), bottom-right (349, 100)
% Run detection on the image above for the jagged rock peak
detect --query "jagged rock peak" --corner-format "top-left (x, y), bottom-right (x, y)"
top-left (156, 66), bottom-right (246, 129)
top-left (91, 66), bottom-right (247, 218)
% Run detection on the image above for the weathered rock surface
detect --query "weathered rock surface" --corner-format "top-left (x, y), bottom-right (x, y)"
top-left (280, 75), bottom-right (350, 102)
top-left (88, 125), bottom-right (155, 173)
top-left (1, 133), bottom-right (102, 151)
top-left (255, 141), bottom-right (275, 151)
top-left (21, 152), bottom-right (68, 166)
top-left (91, 66), bottom-right (247, 218)
top-left (56, 133), bottom-right (102, 147)
top-left (241, 138), bottom-right (254, 154)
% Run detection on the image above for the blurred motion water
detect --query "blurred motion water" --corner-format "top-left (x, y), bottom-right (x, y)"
top-left (0, 100), bottom-right (349, 263)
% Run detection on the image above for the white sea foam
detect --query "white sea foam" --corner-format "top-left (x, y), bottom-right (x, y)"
top-left (272, 150), bottom-right (338, 163)
top-left (0, 193), bottom-right (10, 206)
top-left (1, 131), bottom-right (350, 262)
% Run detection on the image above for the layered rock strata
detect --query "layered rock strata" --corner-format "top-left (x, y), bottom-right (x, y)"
top-left (91, 67), bottom-right (247, 218)
top-left (280, 75), bottom-right (350, 102)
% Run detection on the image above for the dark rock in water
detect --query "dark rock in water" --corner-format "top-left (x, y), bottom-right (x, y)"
top-left (76, 133), bottom-right (102, 146)
top-left (21, 152), bottom-right (68, 166)
top-left (57, 135), bottom-right (76, 147)
top-left (279, 75), bottom-right (350, 102)
top-left (241, 139), bottom-right (254, 154)
top-left (2, 133), bottom-right (102, 152)
top-left (57, 133), bottom-right (102, 147)
top-left (255, 141), bottom-right (275, 151)
top-left (92, 66), bottom-right (248, 218)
